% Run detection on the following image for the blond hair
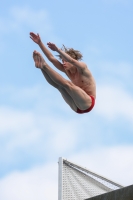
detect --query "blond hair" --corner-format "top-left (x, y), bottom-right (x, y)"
top-left (57, 45), bottom-right (83, 61)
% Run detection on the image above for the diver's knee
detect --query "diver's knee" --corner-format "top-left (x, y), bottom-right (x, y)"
top-left (63, 80), bottom-right (73, 89)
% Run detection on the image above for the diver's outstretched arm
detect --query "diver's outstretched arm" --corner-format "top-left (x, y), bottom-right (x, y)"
top-left (30, 32), bottom-right (65, 72)
top-left (47, 42), bottom-right (87, 73)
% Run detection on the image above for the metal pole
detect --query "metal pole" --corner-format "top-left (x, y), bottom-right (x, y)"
top-left (58, 157), bottom-right (63, 200)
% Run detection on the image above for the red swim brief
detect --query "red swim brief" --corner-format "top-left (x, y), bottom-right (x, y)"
top-left (76, 95), bottom-right (95, 114)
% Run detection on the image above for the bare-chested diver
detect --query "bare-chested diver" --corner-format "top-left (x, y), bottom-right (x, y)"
top-left (30, 32), bottom-right (96, 114)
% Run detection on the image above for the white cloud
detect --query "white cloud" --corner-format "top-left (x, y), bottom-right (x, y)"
top-left (0, 6), bottom-right (52, 34)
top-left (95, 84), bottom-right (133, 122)
top-left (0, 163), bottom-right (58, 200)
top-left (0, 84), bottom-right (80, 165)
top-left (0, 105), bottom-right (78, 153)
top-left (69, 145), bottom-right (133, 186)
top-left (0, 106), bottom-right (34, 134)
top-left (49, 120), bottom-right (79, 153)
top-left (99, 61), bottom-right (132, 83)
top-left (11, 6), bottom-right (52, 33)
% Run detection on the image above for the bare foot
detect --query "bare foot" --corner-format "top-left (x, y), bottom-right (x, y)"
top-left (33, 50), bottom-right (46, 69)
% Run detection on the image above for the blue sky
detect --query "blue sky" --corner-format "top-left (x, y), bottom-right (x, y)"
top-left (0, 0), bottom-right (133, 199)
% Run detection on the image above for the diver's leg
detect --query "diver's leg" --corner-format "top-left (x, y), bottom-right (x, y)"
top-left (41, 69), bottom-right (77, 111)
top-left (41, 69), bottom-right (59, 88)
top-left (33, 51), bottom-right (92, 110)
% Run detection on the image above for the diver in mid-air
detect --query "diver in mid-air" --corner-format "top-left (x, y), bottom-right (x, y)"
top-left (30, 32), bottom-right (96, 114)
